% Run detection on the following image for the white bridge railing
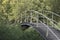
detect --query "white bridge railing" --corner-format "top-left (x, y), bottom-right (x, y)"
top-left (20, 10), bottom-right (60, 40)
top-left (20, 10), bottom-right (60, 30)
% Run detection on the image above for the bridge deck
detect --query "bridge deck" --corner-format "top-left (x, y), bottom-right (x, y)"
top-left (21, 22), bottom-right (60, 40)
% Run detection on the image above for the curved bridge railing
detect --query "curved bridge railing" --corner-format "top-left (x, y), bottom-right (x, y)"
top-left (20, 10), bottom-right (60, 30)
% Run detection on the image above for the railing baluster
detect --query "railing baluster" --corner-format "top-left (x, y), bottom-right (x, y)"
top-left (24, 11), bottom-right (26, 22)
top-left (36, 14), bottom-right (39, 27)
top-left (46, 13), bottom-right (49, 37)
top-left (52, 13), bottom-right (54, 27)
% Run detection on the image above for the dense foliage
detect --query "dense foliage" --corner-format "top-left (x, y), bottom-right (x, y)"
top-left (0, 0), bottom-right (60, 40)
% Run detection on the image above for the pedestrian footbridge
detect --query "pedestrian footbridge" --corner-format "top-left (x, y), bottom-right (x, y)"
top-left (20, 10), bottom-right (60, 40)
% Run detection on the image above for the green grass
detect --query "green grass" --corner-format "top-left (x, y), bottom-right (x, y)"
top-left (0, 23), bottom-right (44, 40)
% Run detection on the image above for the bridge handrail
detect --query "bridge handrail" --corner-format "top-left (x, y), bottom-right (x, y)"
top-left (28, 10), bottom-right (60, 30)
top-left (24, 10), bottom-right (60, 24)
top-left (43, 10), bottom-right (60, 17)
top-left (29, 10), bottom-right (60, 17)
top-left (29, 10), bottom-right (58, 24)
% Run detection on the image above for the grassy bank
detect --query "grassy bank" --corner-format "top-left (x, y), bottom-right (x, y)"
top-left (0, 23), bottom-right (44, 40)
